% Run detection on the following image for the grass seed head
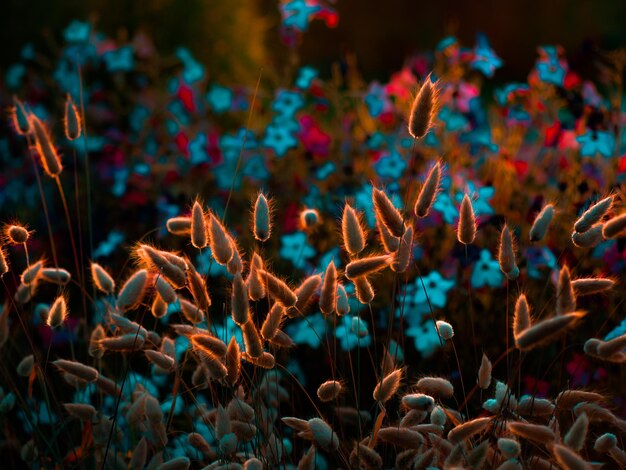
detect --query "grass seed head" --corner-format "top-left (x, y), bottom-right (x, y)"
top-left (408, 74), bottom-right (439, 139)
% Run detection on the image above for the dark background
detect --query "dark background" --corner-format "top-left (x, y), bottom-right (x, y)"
top-left (1, 0), bottom-right (625, 83)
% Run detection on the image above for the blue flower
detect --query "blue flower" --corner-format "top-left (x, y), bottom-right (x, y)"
top-left (438, 106), bottom-right (469, 132)
top-left (130, 105), bottom-right (150, 133)
top-left (280, 232), bottom-right (316, 269)
top-left (454, 182), bottom-right (495, 217)
top-left (220, 129), bottom-right (257, 162)
top-left (375, 149), bottom-right (406, 179)
top-left (535, 47), bottom-right (567, 86)
top-left (524, 247), bottom-right (557, 279)
top-left (437, 36), bottom-right (458, 52)
top-left (93, 230), bottom-right (124, 258)
top-left (316, 161), bottom-right (336, 180)
top-left (263, 121), bottom-right (299, 157)
top-left (471, 34), bottom-right (502, 78)
top-left (364, 83), bottom-right (387, 118)
top-left (102, 46), bottom-right (134, 72)
top-left (189, 133), bottom-right (209, 165)
top-left (405, 321), bottom-right (442, 357)
top-left (287, 312), bottom-right (327, 348)
top-left (272, 90), bottom-right (305, 120)
top-left (576, 131), bottom-right (615, 158)
top-left (433, 192), bottom-right (459, 224)
top-left (5, 64), bottom-right (25, 89)
top-left (413, 271), bottom-right (455, 309)
top-left (494, 83), bottom-right (530, 106)
top-left (176, 47), bottom-right (205, 83)
top-left (64, 20), bottom-right (91, 43)
top-left (282, 0), bottom-right (321, 31)
top-left (54, 59), bottom-right (81, 97)
top-left (296, 66), bottom-right (318, 89)
top-left (335, 315), bottom-right (372, 351)
top-left (460, 127), bottom-right (498, 152)
top-left (241, 154), bottom-right (270, 181)
top-left (206, 84), bottom-right (233, 113)
top-left (471, 249), bottom-right (504, 288)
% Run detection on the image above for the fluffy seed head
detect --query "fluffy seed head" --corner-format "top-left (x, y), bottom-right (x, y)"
top-left (20, 259), bottom-right (44, 285)
top-left (552, 443), bottom-right (588, 470)
top-left (372, 188), bottom-right (404, 237)
top-left (515, 311), bottom-right (586, 350)
top-left (253, 192), bottom-right (271, 242)
top-left (513, 293), bottom-right (531, 337)
top-left (166, 216), bottom-right (191, 236)
top-left (308, 418), bottom-right (339, 451)
top-left (572, 224), bottom-right (604, 247)
top-left (30, 115), bottom-right (62, 177)
top-left (354, 276), bottom-right (375, 303)
top-left (261, 303), bottom-right (285, 340)
top-left (53, 359), bottom-right (98, 382)
top-left (190, 200), bottom-right (207, 249)
top-left (5, 224), bottom-right (29, 244)
top-left (391, 225), bottom-right (413, 273)
top-left (241, 320), bottom-right (263, 358)
top-left (373, 368), bottom-right (403, 402)
top-left (208, 214), bottom-right (233, 265)
top-left (574, 195), bottom-right (613, 233)
top-left (564, 412), bottom-right (588, 452)
top-left (529, 203), bottom-right (554, 242)
top-left (345, 254), bottom-right (391, 280)
top-left (64, 94), bottom-right (82, 140)
top-left (116, 269), bottom-right (148, 311)
top-left (47, 294), bottom-right (68, 328)
top-left (246, 252), bottom-right (266, 301)
top-left (603, 213), bottom-right (626, 239)
top-left (231, 272), bottom-right (250, 325)
top-left (379, 220), bottom-right (400, 252)
top-left (341, 203), bottom-right (366, 255)
top-left (572, 277), bottom-right (615, 296)
top-left (447, 417), bottom-right (491, 444)
top-left (408, 74), bottom-right (439, 139)
top-left (288, 273), bottom-right (321, 317)
top-left (416, 376), bottom-right (454, 398)
top-left (414, 161), bottom-right (441, 217)
top-left (317, 380), bottom-right (343, 402)
top-left (191, 333), bottom-right (228, 358)
top-left (257, 270), bottom-right (297, 307)
top-left (336, 283), bottom-right (350, 315)
top-left (477, 353), bottom-right (492, 389)
top-left (401, 393), bottom-right (435, 411)
top-left (378, 427), bottom-right (424, 448)
top-left (88, 324), bottom-right (105, 358)
top-left (0, 248), bottom-right (8, 277)
top-left (507, 421), bottom-right (555, 443)
top-left (299, 208), bottom-right (320, 230)
top-left (498, 224), bottom-right (517, 275)
top-left (179, 298), bottom-right (205, 324)
top-left (225, 337), bottom-right (241, 386)
top-left (594, 433), bottom-right (617, 453)
top-left (319, 260), bottom-right (337, 315)
top-left (556, 265), bottom-right (576, 316)
top-left (457, 194), bottom-right (476, 245)
top-left (41, 268), bottom-right (71, 285)
top-left (154, 276), bottom-right (176, 304)
top-left (436, 320), bottom-right (454, 340)
top-left (186, 261), bottom-right (211, 310)
top-left (10, 97), bottom-right (31, 135)
top-left (498, 438), bottom-right (521, 459)
top-left (17, 354), bottom-right (34, 377)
